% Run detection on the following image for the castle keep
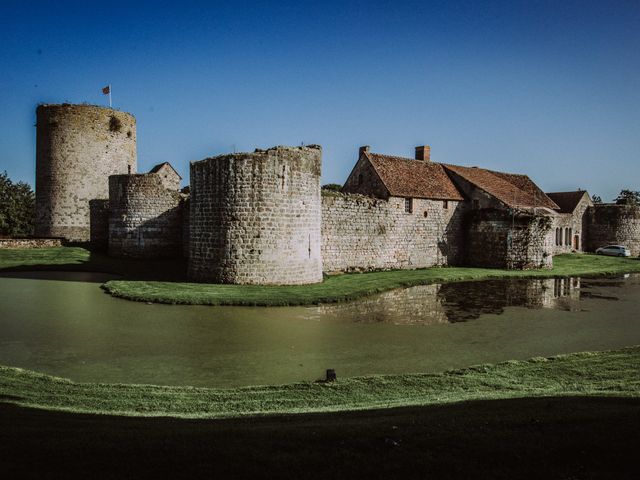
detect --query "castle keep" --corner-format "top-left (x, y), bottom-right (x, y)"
top-left (33, 104), bottom-right (638, 285)
top-left (35, 104), bottom-right (136, 241)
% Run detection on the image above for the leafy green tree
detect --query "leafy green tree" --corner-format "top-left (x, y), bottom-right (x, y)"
top-left (321, 183), bottom-right (343, 192)
top-left (591, 194), bottom-right (602, 204)
top-left (614, 189), bottom-right (640, 205)
top-left (0, 171), bottom-right (35, 236)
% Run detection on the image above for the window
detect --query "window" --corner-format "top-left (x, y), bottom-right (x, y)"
top-left (555, 228), bottom-right (559, 246)
top-left (565, 228), bottom-right (570, 246)
top-left (404, 197), bottom-right (413, 213)
top-left (443, 200), bottom-right (449, 209)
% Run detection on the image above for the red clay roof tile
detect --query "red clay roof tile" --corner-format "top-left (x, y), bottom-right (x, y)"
top-left (441, 164), bottom-right (559, 209)
top-left (366, 152), bottom-right (464, 200)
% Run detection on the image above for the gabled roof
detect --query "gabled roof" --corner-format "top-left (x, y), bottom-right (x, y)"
top-left (442, 164), bottom-right (559, 210)
top-left (365, 152), bottom-right (464, 201)
top-left (149, 162), bottom-right (182, 179)
top-left (487, 170), bottom-right (560, 210)
top-left (546, 191), bottom-right (590, 213)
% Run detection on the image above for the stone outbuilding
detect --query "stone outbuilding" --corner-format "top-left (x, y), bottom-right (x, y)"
top-left (546, 190), bottom-right (593, 254)
top-left (333, 145), bottom-right (557, 270)
top-left (149, 162), bottom-right (182, 190)
top-left (326, 145), bottom-right (466, 270)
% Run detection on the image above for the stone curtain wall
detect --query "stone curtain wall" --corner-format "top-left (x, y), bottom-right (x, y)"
top-left (108, 174), bottom-right (183, 258)
top-left (587, 204), bottom-right (640, 256)
top-left (321, 192), bottom-right (465, 272)
top-left (188, 146), bottom-right (322, 285)
top-left (0, 238), bottom-right (63, 249)
top-left (89, 199), bottom-right (110, 250)
top-left (181, 197), bottom-right (190, 258)
top-left (465, 209), bottom-right (553, 270)
top-left (35, 104), bottom-right (137, 242)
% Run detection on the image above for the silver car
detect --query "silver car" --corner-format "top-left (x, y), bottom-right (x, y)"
top-left (595, 245), bottom-right (631, 257)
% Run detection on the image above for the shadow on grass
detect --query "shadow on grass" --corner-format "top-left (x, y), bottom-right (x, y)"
top-left (2, 395), bottom-right (638, 479)
top-left (0, 249), bottom-right (187, 283)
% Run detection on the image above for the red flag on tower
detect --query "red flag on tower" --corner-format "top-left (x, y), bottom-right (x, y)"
top-left (102, 84), bottom-right (112, 107)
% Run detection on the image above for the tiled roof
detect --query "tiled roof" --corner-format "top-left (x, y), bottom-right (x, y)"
top-left (366, 153), bottom-right (464, 200)
top-left (442, 164), bottom-right (559, 210)
top-left (546, 191), bottom-right (589, 213)
top-left (488, 171), bottom-right (559, 210)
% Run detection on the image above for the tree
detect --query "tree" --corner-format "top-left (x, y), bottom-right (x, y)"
top-left (321, 183), bottom-right (343, 192)
top-left (0, 171), bottom-right (35, 236)
top-left (591, 194), bottom-right (602, 204)
top-left (614, 189), bottom-right (640, 205)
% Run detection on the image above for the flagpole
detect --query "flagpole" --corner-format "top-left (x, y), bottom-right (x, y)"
top-left (109, 84), bottom-right (112, 108)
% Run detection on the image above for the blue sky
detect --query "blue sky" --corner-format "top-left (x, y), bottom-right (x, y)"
top-left (0, 0), bottom-right (638, 200)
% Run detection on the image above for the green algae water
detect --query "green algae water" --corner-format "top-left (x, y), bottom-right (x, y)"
top-left (1, 271), bottom-right (639, 388)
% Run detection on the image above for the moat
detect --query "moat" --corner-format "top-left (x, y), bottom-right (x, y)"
top-left (1, 271), bottom-right (639, 388)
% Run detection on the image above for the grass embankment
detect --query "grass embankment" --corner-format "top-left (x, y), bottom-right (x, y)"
top-left (1, 346), bottom-right (638, 419)
top-left (1, 247), bottom-right (640, 305)
top-left (104, 253), bottom-right (640, 305)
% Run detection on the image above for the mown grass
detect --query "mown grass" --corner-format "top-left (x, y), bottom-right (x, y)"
top-left (2, 247), bottom-right (640, 305)
top-left (1, 346), bottom-right (638, 419)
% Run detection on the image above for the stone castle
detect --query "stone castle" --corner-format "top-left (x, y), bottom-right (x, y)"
top-left (34, 104), bottom-right (640, 285)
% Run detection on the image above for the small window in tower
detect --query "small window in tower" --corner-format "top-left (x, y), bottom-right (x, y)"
top-left (405, 197), bottom-right (413, 213)
top-left (443, 200), bottom-right (448, 209)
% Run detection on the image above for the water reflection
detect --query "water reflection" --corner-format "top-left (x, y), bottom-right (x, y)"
top-left (317, 276), bottom-right (621, 325)
top-left (0, 272), bottom-right (639, 387)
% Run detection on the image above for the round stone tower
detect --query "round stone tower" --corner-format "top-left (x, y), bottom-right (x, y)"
top-left (108, 174), bottom-right (183, 258)
top-left (188, 145), bottom-right (323, 285)
top-left (35, 104), bottom-right (137, 241)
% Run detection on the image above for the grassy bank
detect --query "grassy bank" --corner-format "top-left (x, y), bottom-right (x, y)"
top-left (1, 346), bottom-right (638, 419)
top-left (1, 247), bottom-right (640, 305)
top-left (104, 253), bottom-right (640, 305)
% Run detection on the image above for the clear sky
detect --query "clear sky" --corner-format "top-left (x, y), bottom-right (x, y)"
top-left (0, 0), bottom-right (638, 200)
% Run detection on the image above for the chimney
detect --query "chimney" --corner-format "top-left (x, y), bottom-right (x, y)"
top-left (415, 145), bottom-right (431, 161)
top-left (359, 145), bottom-right (370, 157)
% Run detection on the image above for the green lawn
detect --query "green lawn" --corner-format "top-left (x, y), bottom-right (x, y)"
top-left (1, 247), bottom-right (639, 306)
top-left (1, 346), bottom-right (638, 419)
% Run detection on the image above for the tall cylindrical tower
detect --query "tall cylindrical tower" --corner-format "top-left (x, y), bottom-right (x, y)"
top-left (35, 104), bottom-right (137, 241)
top-left (188, 145), bottom-right (323, 285)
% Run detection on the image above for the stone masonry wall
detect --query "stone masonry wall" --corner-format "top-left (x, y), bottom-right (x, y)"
top-left (108, 174), bottom-right (183, 258)
top-left (0, 238), bottom-right (63, 249)
top-left (465, 209), bottom-right (553, 269)
top-left (35, 104), bottom-right (137, 241)
top-left (181, 197), bottom-right (190, 258)
top-left (188, 145), bottom-right (322, 285)
top-left (321, 192), bottom-right (465, 272)
top-left (550, 195), bottom-right (592, 254)
top-left (89, 199), bottom-right (110, 250)
top-left (587, 204), bottom-right (640, 256)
